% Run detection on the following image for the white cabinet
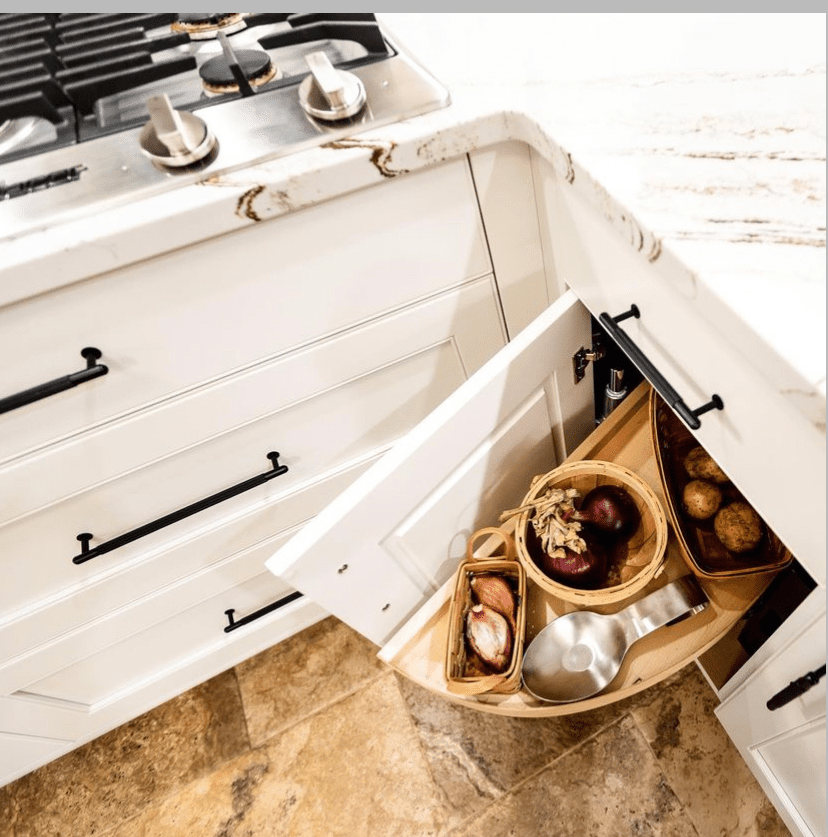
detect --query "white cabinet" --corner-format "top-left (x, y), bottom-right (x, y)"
top-left (266, 142), bottom-right (825, 829)
top-left (716, 594), bottom-right (826, 837)
top-left (0, 155), bottom-right (508, 786)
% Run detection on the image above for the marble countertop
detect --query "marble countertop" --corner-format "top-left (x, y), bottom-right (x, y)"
top-left (1, 13), bottom-right (824, 426)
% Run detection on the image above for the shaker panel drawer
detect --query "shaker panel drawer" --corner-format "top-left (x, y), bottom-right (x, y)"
top-left (0, 275), bottom-right (504, 523)
top-left (15, 570), bottom-right (300, 708)
top-left (0, 454), bottom-right (377, 676)
top-left (4, 527), bottom-right (302, 703)
top-left (0, 278), bottom-right (507, 624)
top-left (0, 157), bottom-right (490, 464)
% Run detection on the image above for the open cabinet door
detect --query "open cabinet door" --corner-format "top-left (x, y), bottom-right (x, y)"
top-left (266, 291), bottom-right (594, 646)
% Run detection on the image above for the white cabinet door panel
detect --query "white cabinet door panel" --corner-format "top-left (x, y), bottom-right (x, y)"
top-left (266, 290), bottom-right (595, 646)
top-left (534, 157), bottom-right (825, 584)
top-left (758, 719), bottom-right (826, 837)
top-left (716, 602), bottom-right (826, 837)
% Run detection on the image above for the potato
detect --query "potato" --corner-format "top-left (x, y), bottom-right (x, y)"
top-left (682, 479), bottom-right (722, 520)
top-left (684, 446), bottom-right (729, 484)
top-left (714, 502), bottom-right (764, 553)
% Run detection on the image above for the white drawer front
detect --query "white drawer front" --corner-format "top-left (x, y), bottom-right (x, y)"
top-left (0, 157), bottom-right (490, 464)
top-left (0, 278), bottom-right (506, 626)
top-left (0, 456), bottom-right (376, 677)
top-left (0, 731), bottom-right (74, 789)
top-left (12, 549), bottom-right (298, 708)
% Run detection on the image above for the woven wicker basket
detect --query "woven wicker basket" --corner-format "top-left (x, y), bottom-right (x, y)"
top-left (445, 528), bottom-right (526, 696)
top-left (513, 460), bottom-right (668, 605)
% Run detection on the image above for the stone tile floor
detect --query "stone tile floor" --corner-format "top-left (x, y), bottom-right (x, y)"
top-left (0, 617), bottom-right (792, 837)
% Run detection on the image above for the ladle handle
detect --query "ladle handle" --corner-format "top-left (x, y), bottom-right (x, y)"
top-left (618, 576), bottom-right (708, 643)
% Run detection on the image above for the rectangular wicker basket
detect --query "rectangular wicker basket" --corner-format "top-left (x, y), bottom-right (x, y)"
top-left (445, 527), bottom-right (526, 696)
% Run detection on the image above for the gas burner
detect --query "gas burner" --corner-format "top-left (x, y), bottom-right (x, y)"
top-left (200, 45), bottom-right (281, 96)
top-left (171, 12), bottom-right (247, 40)
top-left (0, 12), bottom-right (451, 237)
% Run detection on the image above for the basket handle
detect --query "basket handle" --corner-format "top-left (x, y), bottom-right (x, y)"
top-left (466, 527), bottom-right (516, 563)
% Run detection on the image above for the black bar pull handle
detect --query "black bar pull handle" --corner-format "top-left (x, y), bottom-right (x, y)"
top-left (766, 664), bottom-right (827, 711)
top-left (224, 591), bottom-right (304, 633)
top-left (73, 452), bottom-right (289, 564)
top-left (0, 347), bottom-right (108, 416)
top-left (598, 305), bottom-right (723, 430)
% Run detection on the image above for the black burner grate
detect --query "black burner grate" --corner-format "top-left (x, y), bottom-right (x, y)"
top-left (0, 12), bottom-right (388, 162)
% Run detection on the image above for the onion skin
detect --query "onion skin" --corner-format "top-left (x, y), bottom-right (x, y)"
top-left (465, 604), bottom-right (512, 673)
top-left (538, 531), bottom-right (609, 589)
top-left (569, 485), bottom-right (640, 540)
top-left (470, 575), bottom-right (515, 628)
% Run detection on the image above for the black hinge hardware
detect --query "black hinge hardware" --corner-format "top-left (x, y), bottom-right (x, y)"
top-left (572, 339), bottom-right (606, 384)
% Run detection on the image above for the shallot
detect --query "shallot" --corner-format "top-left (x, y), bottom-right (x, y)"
top-left (470, 575), bottom-right (515, 628)
top-left (465, 604), bottom-right (512, 673)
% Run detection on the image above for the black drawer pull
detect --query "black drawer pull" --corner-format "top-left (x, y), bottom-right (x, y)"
top-left (224, 591), bottom-right (304, 633)
top-left (599, 305), bottom-right (723, 430)
top-left (766, 664), bottom-right (826, 711)
top-left (0, 347), bottom-right (108, 416)
top-left (73, 452), bottom-right (288, 565)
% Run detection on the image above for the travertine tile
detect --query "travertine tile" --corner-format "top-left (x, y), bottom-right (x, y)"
top-left (630, 665), bottom-right (793, 837)
top-left (394, 664), bottom-right (691, 826)
top-left (0, 670), bottom-right (249, 837)
top-left (106, 674), bottom-right (448, 837)
top-left (234, 615), bottom-right (385, 746)
top-left (449, 716), bottom-right (699, 837)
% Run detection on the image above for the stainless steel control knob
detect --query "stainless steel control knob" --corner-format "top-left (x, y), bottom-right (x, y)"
top-left (298, 51), bottom-right (367, 121)
top-left (139, 94), bottom-right (217, 168)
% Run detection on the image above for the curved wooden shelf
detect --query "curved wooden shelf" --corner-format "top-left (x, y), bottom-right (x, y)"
top-left (378, 383), bottom-right (777, 716)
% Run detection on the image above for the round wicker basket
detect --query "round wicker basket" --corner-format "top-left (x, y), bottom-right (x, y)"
top-left (513, 460), bottom-right (668, 605)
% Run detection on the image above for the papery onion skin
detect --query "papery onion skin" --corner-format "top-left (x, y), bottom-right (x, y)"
top-left (465, 604), bottom-right (512, 672)
top-left (569, 485), bottom-right (640, 540)
top-left (538, 531), bottom-right (609, 589)
top-left (470, 575), bottom-right (515, 627)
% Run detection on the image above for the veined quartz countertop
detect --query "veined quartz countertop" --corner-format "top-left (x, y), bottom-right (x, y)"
top-left (1, 13), bottom-right (824, 429)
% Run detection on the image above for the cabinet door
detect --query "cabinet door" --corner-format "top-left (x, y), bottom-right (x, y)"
top-left (716, 595), bottom-right (826, 837)
top-left (266, 291), bottom-right (595, 646)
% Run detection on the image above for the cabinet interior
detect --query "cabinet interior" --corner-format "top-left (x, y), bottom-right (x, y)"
top-left (379, 380), bottom-right (804, 715)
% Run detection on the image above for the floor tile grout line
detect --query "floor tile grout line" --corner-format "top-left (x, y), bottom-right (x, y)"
top-left (625, 679), bottom-right (719, 837)
top-left (91, 669), bottom-right (259, 837)
top-left (442, 713), bottom-right (635, 837)
top-left (243, 667), bottom-right (391, 748)
top-left (92, 669), bottom-right (414, 837)
top-left (387, 672), bottom-right (467, 837)
top-left (231, 665), bottom-right (255, 755)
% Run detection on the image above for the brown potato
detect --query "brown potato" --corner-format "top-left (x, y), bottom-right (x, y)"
top-left (682, 479), bottom-right (722, 520)
top-left (714, 501), bottom-right (764, 553)
top-left (684, 446), bottom-right (729, 484)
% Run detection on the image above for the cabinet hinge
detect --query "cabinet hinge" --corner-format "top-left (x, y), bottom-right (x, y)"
top-left (572, 340), bottom-right (605, 384)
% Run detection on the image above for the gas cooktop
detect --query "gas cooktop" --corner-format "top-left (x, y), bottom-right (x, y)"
top-left (0, 13), bottom-right (450, 239)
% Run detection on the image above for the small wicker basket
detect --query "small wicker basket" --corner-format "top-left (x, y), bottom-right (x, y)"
top-left (512, 460), bottom-right (668, 606)
top-left (445, 528), bottom-right (526, 696)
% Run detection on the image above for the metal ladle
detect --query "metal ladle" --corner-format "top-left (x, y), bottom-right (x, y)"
top-left (521, 575), bottom-right (709, 703)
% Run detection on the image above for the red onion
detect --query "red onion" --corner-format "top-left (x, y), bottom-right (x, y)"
top-left (568, 485), bottom-right (640, 540)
